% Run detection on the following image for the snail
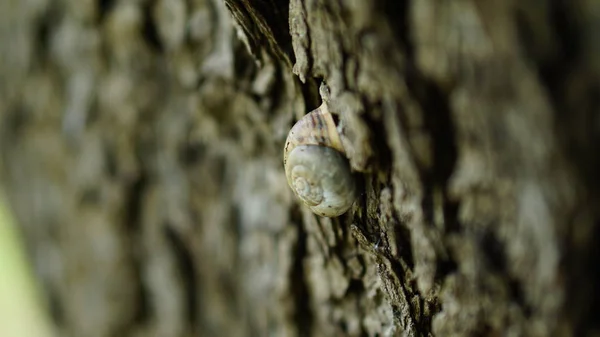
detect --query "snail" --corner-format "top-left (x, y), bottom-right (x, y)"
top-left (283, 102), bottom-right (357, 217)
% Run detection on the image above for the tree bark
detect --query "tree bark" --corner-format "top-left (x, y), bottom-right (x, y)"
top-left (1, 0), bottom-right (599, 336)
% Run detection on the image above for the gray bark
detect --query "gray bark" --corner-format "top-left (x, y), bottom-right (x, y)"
top-left (1, 0), bottom-right (599, 336)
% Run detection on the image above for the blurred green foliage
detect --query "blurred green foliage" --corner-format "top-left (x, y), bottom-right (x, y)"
top-left (0, 192), bottom-right (55, 337)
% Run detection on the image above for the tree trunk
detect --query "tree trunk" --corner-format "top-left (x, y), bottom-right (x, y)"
top-left (1, 0), bottom-right (599, 336)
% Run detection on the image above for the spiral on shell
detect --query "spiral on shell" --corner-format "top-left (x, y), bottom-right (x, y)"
top-left (283, 103), bottom-right (357, 217)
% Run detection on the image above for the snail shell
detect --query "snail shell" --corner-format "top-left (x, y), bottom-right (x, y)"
top-left (283, 103), bottom-right (357, 217)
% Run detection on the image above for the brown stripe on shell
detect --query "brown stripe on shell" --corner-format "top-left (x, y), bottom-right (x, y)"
top-left (309, 111), bottom-right (318, 128)
top-left (283, 102), bottom-right (345, 165)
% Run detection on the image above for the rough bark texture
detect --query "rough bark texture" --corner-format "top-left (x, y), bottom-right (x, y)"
top-left (1, 0), bottom-right (599, 336)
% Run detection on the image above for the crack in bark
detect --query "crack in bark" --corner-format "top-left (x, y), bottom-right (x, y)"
top-left (164, 225), bottom-right (198, 327)
top-left (223, 0), bottom-right (294, 64)
top-left (290, 208), bottom-right (313, 337)
top-left (97, 0), bottom-right (116, 23)
top-left (142, 0), bottom-right (165, 52)
top-left (123, 173), bottom-right (151, 326)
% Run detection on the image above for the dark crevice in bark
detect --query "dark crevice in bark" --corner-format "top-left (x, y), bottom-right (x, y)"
top-left (48, 288), bottom-right (64, 329)
top-left (353, 176), bottom-right (370, 232)
top-left (366, 104), bottom-right (393, 174)
top-left (565, 210), bottom-right (600, 335)
top-left (419, 194), bottom-right (437, 235)
top-left (251, 0), bottom-right (294, 58)
top-left (381, 0), bottom-right (411, 55)
top-left (233, 42), bottom-right (260, 85)
top-left (179, 141), bottom-right (207, 166)
top-left (357, 185), bottom-right (386, 249)
top-left (104, 146), bottom-right (118, 179)
top-left (479, 228), bottom-right (506, 272)
top-left (97, 0), bottom-right (116, 23)
top-left (474, 323), bottom-right (494, 337)
top-left (300, 77), bottom-right (322, 112)
top-left (435, 259), bottom-right (457, 283)
top-left (525, 1), bottom-right (580, 93)
top-left (163, 224), bottom-right (198, 326)
top-left (290, 207), bottom-right (313, 337)
top-left (141, 1), bottom-right (164, 53)
top-left (478, 229), bottom-right (532, 318)
top-left (1, 104), bottom-right (27, 144)
top-left (443, 195), bottom-right (460, 233)
top-left (123, 170), bottom-right (150, 324)
top-left (281, 73), bottom-right (319, 135)
top-left (271, 65), bottom-right (288, 117)
top-left (79, 187), bottom-right (101, 205)
top-left (223, 0), bottom-right (293, 64)
top-left (130, 263), bottom-right (151, 325)
top-left (509, 279), bottom-right (532, 318)
top-left (34, 7), bottom-right (55, 62)
top-left (346, 278), bottom-right (365, 296)
top-left (576, 218), bottom-right (600, 334)
top-left (407, 77), bottom-right (458, 231)
top-left (390, 213), bottom-right (415, 271)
